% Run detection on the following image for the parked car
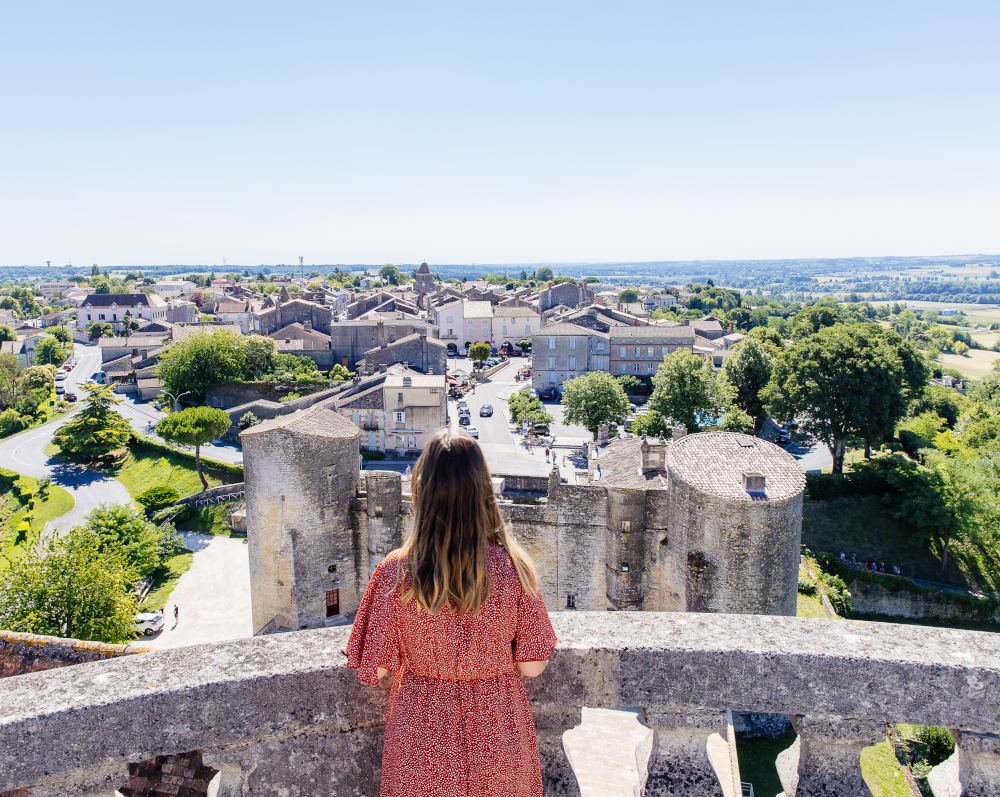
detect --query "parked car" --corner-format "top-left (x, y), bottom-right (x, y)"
top-left (776, 428), bottom-right (791, 445)
top-left (457, 400), bottom-right (469, 411)
top-left (530, 423), bottom-right (550, 436)
top-left (464, 426), bottom-right (479, 438)
top-left (61, 364), bottom-right (73, 371)
top-left (479, 404), bottom-right (493, 417)
top-left (134, 612), bottom-right (164, 637)
top-left (55, 370), bottom-right (68, 381)
top-left (55, 384), bottom-right (65, 395)
top-left (64, 392), bottom-right (78, 402)
top-left (458, 412), bottom-right (471, 425)
top-left (538, 387), bottom-right (558, 401)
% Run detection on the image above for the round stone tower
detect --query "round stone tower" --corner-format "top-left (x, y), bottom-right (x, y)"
top-left (664, 431), bottom-right (805, 616)
top-left (605, 488), bottom-right (646, 610)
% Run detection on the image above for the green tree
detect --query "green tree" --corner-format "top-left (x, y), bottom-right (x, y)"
top-left (533, 267), bottom-right (554, 282)
top-left (560, 371), bottom-right (629, 439)
top-left (90, 264), bottom-right (101, 276)
top-left (720, 337), bottom-right (774, 430)
top-left (53, 383), bottom-right (133, 461)
top-left (468, 342), bottom-right (491, 365)
top-left (0, 324), bottom-right (15, 342)
top-left (763, 323), bottom-right (927, 473)
top-left (615, 374), bottom-right (641, 395)
top-left (16, 364), bottom-right (55, 392)
top-left (719, 405), bottom-right (755, 434)
top-left (647, 349), bottom-right (720, 432)
top-left (79, 503), bottom-right (163, 578)
top-left (791, 301), bottom-right (842, 339)
top-left (329, 363), bottom-right (352, 381)
top-left (33, 336), bottom-right (70, 366)
top-left (156, 406), bottom-right (232, 489)
top-left (618, 289), bottom-right (639, 304)
top-left (242, 335), bottom-right (277, 381)
top-left (517, 338), bottom-right (532, 353)
top-left (0, 354), bottom-right (19, 410)
top-left (155, 330), bottom-right (246, 402)
top-left (46, 325), bottom-right (72, 344)
top-left (0, 527), bottom-right (138, 643)
top-left (379, 264), bottom-right (401, 285)
top-left (86, 321), bottom-right (114, 340)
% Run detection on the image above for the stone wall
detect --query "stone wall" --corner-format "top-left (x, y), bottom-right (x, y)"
top-left (850, 578), bottom-right (1000, 626)
top-left (206, 381), bottom-right (327, 410)
top-left (4, 613), bottom-right (1000, 797)
top-left (0, 630), bottom-right (141, 678)
top-left (362, 334), bottom-right (446, 376)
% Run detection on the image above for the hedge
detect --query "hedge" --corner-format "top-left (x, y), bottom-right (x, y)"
top-left (0, 468), bottom-right (18, 487)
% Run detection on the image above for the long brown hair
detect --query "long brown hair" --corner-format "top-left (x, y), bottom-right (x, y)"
top-left (398, 428), bottom-right (538, 614)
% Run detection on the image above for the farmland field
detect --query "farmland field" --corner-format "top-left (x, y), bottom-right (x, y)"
top-left (937, 349), bottom-right (1000, 379)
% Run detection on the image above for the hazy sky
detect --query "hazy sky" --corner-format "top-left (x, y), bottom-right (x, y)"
top-left (2, 1), bottom-right (998, 267)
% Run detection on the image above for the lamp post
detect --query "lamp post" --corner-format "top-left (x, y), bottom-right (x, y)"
top-left (160, 390), bottom-right (191, 413)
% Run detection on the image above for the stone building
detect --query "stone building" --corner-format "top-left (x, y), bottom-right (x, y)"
top-left (531, 321), bottom-right (610, 393)
top-left (413, 261), bottom-right (434, 299)
top-left (252, 297), bottom-right (333, 336)
top-left (536, 281), bottom-right (594, 311)
top-left (358, 331), bottom-right (447, 377)
top-left (609, 324), bottom-right (696, 378)
top-left (328, 318), bottom-right (437, 369)
top-left (241, 410), bottom-right (804, 633)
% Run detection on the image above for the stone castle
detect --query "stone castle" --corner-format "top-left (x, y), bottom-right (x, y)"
top-left (240, 403), bottom-right (805, 634)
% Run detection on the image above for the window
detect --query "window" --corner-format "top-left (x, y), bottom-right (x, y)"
top-left (648, 346), bottom-right (654, 357)
top-left (618, 363), bottom-right (626, 375)
top-left (524, 324), bottom-right (531, 334)
top-left (621, 562), bottom-right (630, 573)
top-left (393, 411), bottom-right (405, 424)
top-left (325, 589), bottom-right (340, 617)
top-left (502, 326), bottom-right (507, 335)
top-left (619, 346), bottom-right (626, 356)
top-left (621, 520), bottom-right (631, 532)
top-left (548, 336), bottom-right (556, 349)
top-left (397, 392), bottom-right (404, 404)
top-left (634, 346), bottom-right (640, 356)
top-left (568, 356), bottom-right (576, 370)
top-left (648, 362), bottom-right (655, 374)
top-left (327, 564), bottom-right (337, 573)
top-left (633, 363), bottom-right (640, 373)
top-left (548, 356), bottom-right (555, 369)
top-left (446, 315), bottom-right (453, 323)
top-left (99, 314), bottom-right (105, 320)
top-left (566, 594), bottom-right (576, 609)
top-left (569, 337), bottom-right (576, 349)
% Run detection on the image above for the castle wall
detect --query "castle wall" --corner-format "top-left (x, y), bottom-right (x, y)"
top-left (242, 425), bottom-right (362, 632)
top-left (666, 473), bottom-right (801, 616)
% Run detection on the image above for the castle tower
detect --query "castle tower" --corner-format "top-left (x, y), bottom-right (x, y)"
top-left (414, 261), bottom-right (434, 300)
top-left (240, 404), bottom-right (362, 634)
top-left (664, 432), bottom-right (805, 616)
top-left (605, 487), bottom-right (646, 610)
top-left (363, 471), bottom-right (403, 576)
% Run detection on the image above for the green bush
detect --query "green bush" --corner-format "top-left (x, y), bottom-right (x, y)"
top-left (361, 449), bottom-right (385, 461)
top-left (152, 505), bottom-right (193, 526)
top-left (135, 486), bottom-right (181, 514)
top-left (797, 579), bottom-right (817, 596)
top-left (0, 409), bottom-right (27, 437)
top-left (915, 726), bottom-right (955, 766)
top-left (0, 468), bottom-right (19, 486)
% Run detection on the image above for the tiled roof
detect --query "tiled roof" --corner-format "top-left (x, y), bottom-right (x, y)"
top-left (665, 432), bottom-right (805, 502)
top-left (609, 325), bottom-right (695, 341)
top-left (534, 321), bottom-right (606, 337)
top-left (240, 403), bottom-right (361, 440)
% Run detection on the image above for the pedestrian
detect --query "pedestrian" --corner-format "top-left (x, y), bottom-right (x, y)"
top-left (404, 464), bottom-right (412, 477)
top-left (345, 429), bottom-right (555, 797)
top-left (544, 447), bottom-right (550, 460)
top-left (173, 605), bottom-right (179, 624)
top-left (892, 565), bottom-right (901, 576)
top-left (839, 552), bottom-right (845, 560)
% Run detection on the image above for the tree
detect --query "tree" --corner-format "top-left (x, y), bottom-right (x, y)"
top-left (90, 264), bottom-right (101, 276)
top-left (468, 342), bottom-right (491, 365)
top-left (33, 336), bottom-right (70, 366)
top-left (156, 406), bottom-right (232, 489)
top-left (46, 325), bottom-right (72, 344)
top-left (0, 527), bottom-right (138, 643)
top-left (517, 338), bottom-right (532, 353)
top-left (156, 330), bottom-right (246, 402)
top-left (87, 321), bottom-right (114, 340)
top-left (762, 323), bottom-right (927, 473)
top-left (329, 363), bottom-right (351, 381)
top-left (618, 289), bottom-right (639, 304)
top-left (379, 264), bottom-right (401, 285)
top-left (0, 354), bottom-right (19, 410)
top-left (0, 325), bottom-right (15, 342)
top-left (79, 503), bottom-right (163, 578)
top-left (791, 301), bottom-right (842, 339)
top-left (533, 267), bottom-right (554, 282)
top-left (719, 406), bottom-right (755, 434)
top-left (242, 335), bottom-right (277, 381)
top-left (560, 371), bottom-right (629, 440)
top-left (720, 338), bottom-right (775, 430)
top-left (17, 364), bottom-right (55, 392)
top-left (53, 383), bottom-right (133, 461)
top-left (615, 374), bottom-right (641, 396)
top-left (238, 411), bottom-right (262, 430)
top-left (647, 349), bottom-right (720, 433)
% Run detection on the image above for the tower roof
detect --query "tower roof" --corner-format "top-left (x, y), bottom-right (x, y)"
top-left (416, 262), bottom-right (431, 275)
top-left (239, 403), bottom-right (360, 441)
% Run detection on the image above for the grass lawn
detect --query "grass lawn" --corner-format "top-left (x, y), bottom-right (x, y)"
top-left (796, 591), bottom-right (831, 618)
top-left (972, 331), bottom-right (999, 348)
top-left (183, 503), bottom-right (237, 536)
top-left (860, 741), bottom-right (912, 797)
top-left (735, 733), bottom-right (797, 797)
top-left (141, 549), bottom-right (193, 611)
top-left (115, 445), bottom-right (223, 501)
top-left (937, 348), bottom-right (1000, 379)
top-left (0, 475), bottom-right (74, 572)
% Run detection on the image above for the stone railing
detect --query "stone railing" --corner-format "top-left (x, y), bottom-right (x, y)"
top-left (173, 482), bottom-right (246, 508)
top-left (2, 613), bottom-right (999, 796)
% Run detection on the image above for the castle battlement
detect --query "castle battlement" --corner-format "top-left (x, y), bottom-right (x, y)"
top-left (2, 615), bottom-right (999, 796)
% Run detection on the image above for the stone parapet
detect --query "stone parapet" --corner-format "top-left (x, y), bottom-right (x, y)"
top-left (2, 613), bottom-right (999, 795)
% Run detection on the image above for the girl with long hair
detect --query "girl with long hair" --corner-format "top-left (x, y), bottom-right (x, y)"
top-left (345, 428), bottom-right (557, 797)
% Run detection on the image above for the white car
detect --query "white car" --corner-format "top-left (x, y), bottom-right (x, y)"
top-left (55, 370), bottom-right (68, 381)
top-left (464, 426), bottom-right (479, 438)
top-left (134, 611), bottom-right (164, 637)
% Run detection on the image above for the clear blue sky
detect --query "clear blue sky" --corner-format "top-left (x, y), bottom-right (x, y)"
top-left (2, 1), bottom-right (998, 267)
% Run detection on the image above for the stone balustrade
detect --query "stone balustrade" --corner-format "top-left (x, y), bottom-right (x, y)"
top-left (2, 613), bottom-right (999, 796)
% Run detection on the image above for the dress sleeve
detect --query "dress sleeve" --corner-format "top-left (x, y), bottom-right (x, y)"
top-left (344, 561), bottom-right (402, 685)
top-left (513, 586), bottom-right (558, 663)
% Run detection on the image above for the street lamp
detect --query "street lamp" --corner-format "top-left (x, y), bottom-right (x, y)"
top-left (160, 389), bottom-right (191, 413)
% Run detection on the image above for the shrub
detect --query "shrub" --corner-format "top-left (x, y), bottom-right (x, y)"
top-left (915, 726), bottom-right (955, 766)
top-left (0, 468), bottom-right (19, 486)
top-left (361, 449), bottom-right (385, 461)
top-left (152, 505), bottom-right (193, 526)
top-left (797, 579), bottom-right (817, 596)
top-left (238, 411), bottom-right (261, 430)
top-left (135, 486), bottom-right (181, 514)
top-left (0, 409), bottom-right (27, 437)
top-left (36, 476), bottom-right (51, 495)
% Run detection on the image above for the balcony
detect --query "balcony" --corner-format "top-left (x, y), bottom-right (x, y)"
top-left (361, 421), bottom-right (380, 431)
top-left (2, 613), bottom-right (999, 796)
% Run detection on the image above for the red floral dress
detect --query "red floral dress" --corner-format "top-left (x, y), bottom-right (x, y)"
top-left (345, 544), bottom-right (558, 797)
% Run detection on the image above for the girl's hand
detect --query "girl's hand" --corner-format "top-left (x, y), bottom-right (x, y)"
top-left (377, 667), bottom-right (392, 684)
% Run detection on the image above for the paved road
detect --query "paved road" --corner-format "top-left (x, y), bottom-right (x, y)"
top-left (143, 531), bottom-right (252, 651)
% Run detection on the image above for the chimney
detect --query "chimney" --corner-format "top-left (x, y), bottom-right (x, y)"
top-left (640, 435), bottom-right (667, 473)
top-left (671, 423), bottom-right (687, 441)
top-left (303, 319), bottom-right (312, 330)
top-left (378, 363), bottom-right (388, 373)
top-left (598, 423), bottom-right (609, 444)
top-left (743, 473), bottom-right (766, 495)
top-left (402, 376), bottom-right (412, 387)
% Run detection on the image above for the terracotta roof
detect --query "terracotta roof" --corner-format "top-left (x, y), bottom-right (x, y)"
top-left (610, 325), bottom-right (695, 341)
top-left (665, 432), bottom-right (805, 502)
top-left (240, 402), bottom-right (361, 440)
top-left (534, 321), bottom-right (606, 337)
